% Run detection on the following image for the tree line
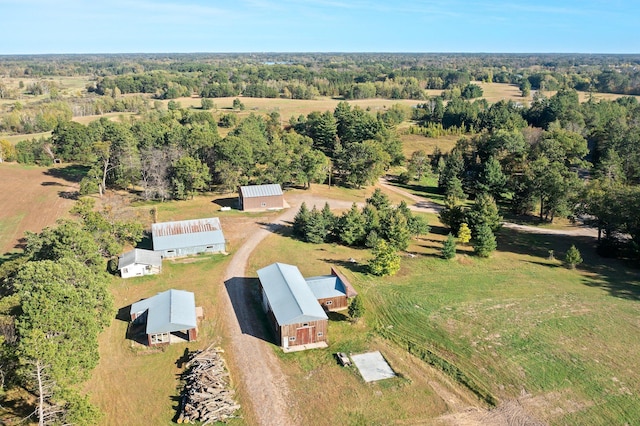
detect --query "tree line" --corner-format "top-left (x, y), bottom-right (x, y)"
top-left (0, 198), bottom-right (143, 424)
top-left (30, 100), bottom-right (405, 199)
top-left (409, 89), bottom-right (640, 262)
top-left (292, 189), bottom-right (430, 276)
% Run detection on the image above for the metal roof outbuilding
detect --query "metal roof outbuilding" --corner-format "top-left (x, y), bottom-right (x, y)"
top-left (257, 263), bottom-right (328, 325)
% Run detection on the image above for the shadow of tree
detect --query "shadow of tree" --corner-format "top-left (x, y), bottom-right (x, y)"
top-left (44, 164), bottom-right (90, 183)
top-left (395, 182), bottom-right (444, 202)
top-left (136, 231), bottom-right (153, 250)
top-left (13, 237), bottom-right (28, 251)
top-left (256, 221), bottom-right (291, 237)
top-left (497, 226), bottom-right (640, 301)
top-left (58, 190), bottom-right (79, 200)
top-left (327, 310), bottom-right (350, 322)
top-left (321, 258), bottom-right (369, 275)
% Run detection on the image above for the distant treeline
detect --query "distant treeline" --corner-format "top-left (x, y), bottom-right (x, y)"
top-left (2, 53), bottom-right (640, 97)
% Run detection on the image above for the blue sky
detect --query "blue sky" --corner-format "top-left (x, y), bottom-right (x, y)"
top-left (1, 0), bottom-right (638, 54)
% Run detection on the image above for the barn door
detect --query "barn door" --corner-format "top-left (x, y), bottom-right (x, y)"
top-left (295, 326), bottom-right (315, 345)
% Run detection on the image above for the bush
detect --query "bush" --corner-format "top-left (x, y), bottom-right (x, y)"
top-left (564, 245), bottom-right (583, 269)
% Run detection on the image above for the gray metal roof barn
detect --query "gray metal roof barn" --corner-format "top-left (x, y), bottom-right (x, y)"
top-left (152, 217), bottom-right (226, 258)
top-left (238, 184), bottom-right (285, 211)
top-left (258, 263), bottom-right (328, 325)
top-left (257, 263), bottom-right (328, 350)
top-left (130, 289), bottom-right (198, 346)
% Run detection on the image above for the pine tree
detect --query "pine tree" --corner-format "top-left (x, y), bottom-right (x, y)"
top-left (457, 223), bottom-right (472, 244)
top-left (348, 295), bottom-right (365, 320)
top-left (292, 202), bottom-right (310, 238)
top-left (564, 245), bottom-right (583, 269)
top-left (369, 240), bottom-right (401, 276)
top-left (366, 188), bottom-right (390, 211)
top-left (442, 234), bottom-right (457, 259)
top-left (304, 206), bottom-right (327, 243)
top-left (466, 193), bottom-right (502, 236)
top-left (472, 223), bottom-right (497, 257)
top-left (337, 203), bottom-right (366, 246)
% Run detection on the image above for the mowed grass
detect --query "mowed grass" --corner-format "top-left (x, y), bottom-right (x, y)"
top-left (84, 254), bottom-right (242, 426)
top-left (247, 205), bottom-right (640, 424)
top-left (246, 223), bottom-right (475, 426)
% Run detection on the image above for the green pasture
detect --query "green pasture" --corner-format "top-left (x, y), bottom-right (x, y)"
top-left (248, 211), bottom-right (640, 424)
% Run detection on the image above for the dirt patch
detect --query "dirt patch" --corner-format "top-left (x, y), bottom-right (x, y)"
top-left (0, 164), bottom-right (78, 253)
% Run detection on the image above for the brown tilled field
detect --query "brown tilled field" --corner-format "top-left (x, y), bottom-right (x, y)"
top-left (0, 163), bottom-right (78, 254)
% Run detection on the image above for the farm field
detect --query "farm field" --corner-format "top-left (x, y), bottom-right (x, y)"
top-left (0, 163), bottom-right (80, 254)
top-left (247, 199), bottom-right (640, 424)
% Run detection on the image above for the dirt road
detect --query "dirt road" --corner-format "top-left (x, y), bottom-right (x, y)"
top-left (221, 195), bottom-right (319, 426)
top-left (379, 177), bottom-right (598, 238)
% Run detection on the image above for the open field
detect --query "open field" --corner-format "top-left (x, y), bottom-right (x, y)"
top-left (246, 192), bottom-right (640, 424)
top-left (161, 95), bottom-right (424, 122)
top-left (0, 163), bottom-right (80, 254)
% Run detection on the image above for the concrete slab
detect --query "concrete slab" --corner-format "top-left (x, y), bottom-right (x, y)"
top-left (282, 341), bottom-right (328, 353)
top-left (351, 351), bottom-right (396, 382)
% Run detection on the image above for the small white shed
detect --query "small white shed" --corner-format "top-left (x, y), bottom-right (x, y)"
top-left (118, 248), bottom-right (162, 279)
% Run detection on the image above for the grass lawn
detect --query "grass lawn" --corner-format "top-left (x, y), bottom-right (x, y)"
top-left (247, 208), bottom-right (640, 424)
top-left (84, 254), bottom-right (243, 426)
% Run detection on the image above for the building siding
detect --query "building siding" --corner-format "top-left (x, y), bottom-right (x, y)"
top-left (317, 295), bottom-right (348, 311)
top-left (159, 243), bottom-right (226, 258)
top-left (120, 263), bottom-right (161, 279)
top-left (240, 194), bottom-right (284, 211)
top-left (279, 319), bottom-right (328, 347)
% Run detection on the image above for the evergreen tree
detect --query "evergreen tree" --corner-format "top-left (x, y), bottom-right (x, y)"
top-left (379, 208), bottom-right (411, 251)
top-left (457, 222), bottom-right (472, 244)
top-left (348, 295), bottom-right (365, 320)
top-left (366, 188), bottom-right (391, 211)
top-left (369, 240), bottom-right (401, 276)
top-left (564, 245), bottom-right (583, 269)
top-left (472, 224), bottom-right (497, 257)
top-left (466, 193), bottom-right (502, 236)
top-left (304, 206), bottom-right (327, 244)
top-left (439, 197), bottom-right (467, 235)
top-left (442, 234), bottom-right (457, 259)
top-left (321, 202), bottom-right (336, 238)
top-left (337, 203), bottom-right (366, 246)
top-left (292, 202), bottom-right (310, 238)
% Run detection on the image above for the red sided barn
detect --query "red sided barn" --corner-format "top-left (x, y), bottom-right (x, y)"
top-left (238, 184), bottom-right (285, 211)
top-left (256, 263), bottom-right (357, 351)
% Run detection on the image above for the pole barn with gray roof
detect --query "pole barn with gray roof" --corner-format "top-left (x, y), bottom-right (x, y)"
top-left (257, 263), bottom-right (328, 350)
top-left (238, 184), bottom-right (284, 211)
top-left (152, 217), bottom-right (226, 258)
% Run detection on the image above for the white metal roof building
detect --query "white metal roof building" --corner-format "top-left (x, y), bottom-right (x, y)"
top-left (130, 289), bottom-right (198, 345)
top-left (118, 248), bottom-right (162, 279)
top-left (238, 184), bottom-right (285, 211)
top-left (152, 217), bottom-right (226, 258)
top-left (257, 263), bottom-right (328, 325)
